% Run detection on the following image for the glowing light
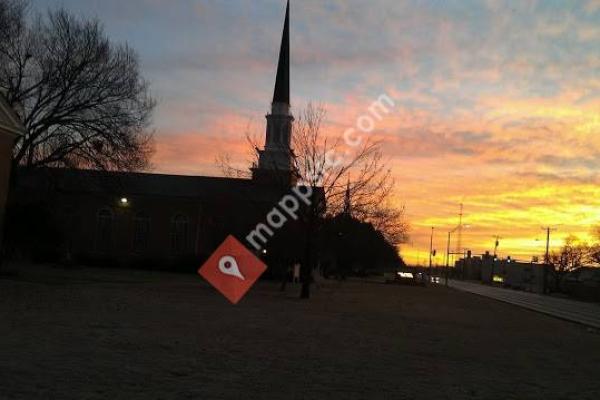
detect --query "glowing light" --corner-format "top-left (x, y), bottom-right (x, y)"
top-left (493, 275), bottom-right (504, 283)
top-left (120, 197), bottom-right (128, 205)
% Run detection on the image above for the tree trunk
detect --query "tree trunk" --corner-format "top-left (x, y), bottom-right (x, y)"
top-left (279, 266), bottom-right (288, 292)
top-left (300, 230), bottom-right (312, 299)
top-left (300, 205), bottom-right (315, 299)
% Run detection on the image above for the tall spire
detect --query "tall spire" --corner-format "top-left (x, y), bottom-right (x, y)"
top-left (272, 0), bottom-right (290, 105)
top-left (252, 0), bottom-right (295, 186)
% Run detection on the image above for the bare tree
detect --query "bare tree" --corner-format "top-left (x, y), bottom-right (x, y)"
top-left (215, 121), bottom-right (260, 179)
top-left (215, 153), bottom-right (252, 179)
top-left (224, 105), bottom-right (409, 238)
top-left (217, 103), bottom-right (409, 298)
top-left (293, 105), bottom-right (408, 231)
top-left (586, 225), bottom-right (600, 266)
top-left (220, 104), bottom-right (408, 297)
top-left (588, 245), bottom-right (600, 266)
top-left (548, 235), bottom-right (587, 292)
top-left (0, 1), bottom-right (155, 171)
top-left (362, 204), bottom-right (410, 246)
top-left (0, 0), bottom-right (25, 48)
top-left (292, 104), bottom-right (409, 297)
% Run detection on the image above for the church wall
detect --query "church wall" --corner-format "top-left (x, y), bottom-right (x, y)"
top-left (55, 192), bottom-right (207, 270)
top-left (50, 190), bottom-right (288, 271)
top-left (8, 168), bottom-right (312, 276)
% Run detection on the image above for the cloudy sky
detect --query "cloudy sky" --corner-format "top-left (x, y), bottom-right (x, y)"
top-left (34, 0), bottom-right (600, 264)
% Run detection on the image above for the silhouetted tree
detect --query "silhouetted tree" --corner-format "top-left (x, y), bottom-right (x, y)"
top-left (321, 214), bottom-right (403, 279)
top-left (219, 103), bottom-right (409, 298)
top-left (0, 0), bottom-right (25, 48)
top-left (219, 105), bottom-right (409, 242)
top-left (292, 104), bottom-right (409, 298)
top-left (548, 235), bottom-right (587, 292)
top-left (586, 225), bottom-right (600, 266)
top-left (0, 0), bottom-right (155, 171)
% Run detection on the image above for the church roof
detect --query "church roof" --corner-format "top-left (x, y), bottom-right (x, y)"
top-left (16, 167), bottom-right (287, 203)
top-left (272, 0), bottom-right (290, 105)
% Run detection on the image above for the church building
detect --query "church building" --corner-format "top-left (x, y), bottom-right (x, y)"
top-left (9, 1), bottom-right (310, 274)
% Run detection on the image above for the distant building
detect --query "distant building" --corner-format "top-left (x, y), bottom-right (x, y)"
top-left (9, 2), bottom-right (315, 274)
top-left (0, 93), bottom-right (25, 248)
top-left (456, 252), bottom-right (550, 294)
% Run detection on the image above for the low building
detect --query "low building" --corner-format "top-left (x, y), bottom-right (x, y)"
top-left (0, 93), bottom-right (25, 248)
top-left (456, 252), bottom-right (549, 294)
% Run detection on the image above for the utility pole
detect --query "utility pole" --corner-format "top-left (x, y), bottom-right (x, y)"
top-left (544, 227), bottom-right (551, 264)
top-left (445, 231), bottom-right (451, 286)
top-left (492, 235), bottom-right (501, 258)
top-left (455, 203), bottom-right (464, 259)
top-left (491, 235), bottom-right (501, 283)
top-left (541, 226), bottom-right (558, 263)
top-left (541, 226), bottom-right (557, 294)
top-left (429, 227), bottom-right (434, 281)
top-left (445, 223), bottom-right (468, 287)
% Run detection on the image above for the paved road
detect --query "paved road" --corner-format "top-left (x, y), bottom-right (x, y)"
top-left (448, 280), bottom-right (600, 329)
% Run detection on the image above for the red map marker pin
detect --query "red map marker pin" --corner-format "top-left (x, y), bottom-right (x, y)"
top-left (198, 235), bottom-right (267, 304)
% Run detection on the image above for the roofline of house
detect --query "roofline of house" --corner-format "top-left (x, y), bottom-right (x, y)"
top-left (0, 93), bottom-right (25, 137)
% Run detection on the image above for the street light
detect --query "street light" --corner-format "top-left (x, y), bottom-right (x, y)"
top-left (445, 224), bottom-right (470, 286)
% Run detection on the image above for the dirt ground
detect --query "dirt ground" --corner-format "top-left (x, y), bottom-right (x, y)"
top-left (1, 265), bottom-right (599, 400)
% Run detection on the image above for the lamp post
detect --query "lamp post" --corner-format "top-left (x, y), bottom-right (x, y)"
top-left (445, 224), bottom-right (469, 286)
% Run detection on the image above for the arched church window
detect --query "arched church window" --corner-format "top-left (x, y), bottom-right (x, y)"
top-left (133, 212), bottom-right (150, 253)
top-left (96, 208), bottom-right (113, 253)
top-left (170, 214), bottom-right (189, 255)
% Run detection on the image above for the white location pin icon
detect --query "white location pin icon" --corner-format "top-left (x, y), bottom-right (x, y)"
top-left (218, 255), bottom-right (245, 280)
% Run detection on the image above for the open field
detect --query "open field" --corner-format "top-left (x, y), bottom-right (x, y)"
top-left (1, 265), bottom-right (600, 400)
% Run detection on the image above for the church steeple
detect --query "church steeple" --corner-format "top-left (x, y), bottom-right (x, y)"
top-left (252, 0), bottom-right (295, 186)
top-left (272, 0), bottom-right (290, 105)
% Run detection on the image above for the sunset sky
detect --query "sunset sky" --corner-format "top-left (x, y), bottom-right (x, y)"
top-left (35, 0), bottom-right (600, 265)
